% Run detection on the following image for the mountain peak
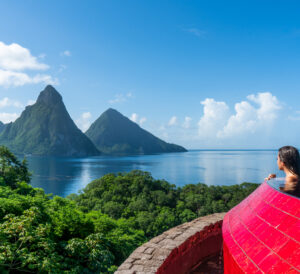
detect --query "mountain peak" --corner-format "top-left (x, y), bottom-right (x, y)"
top-left (37, 85), bottom-right (62, 105)
top-left (86, 109), bottom-right (187, 155)
top-left (0, 85), bottom-right (99, 156)
top-left (102, 108), bottom-right (125, 119)
top-left (105, 108), bottom-right (119, 114)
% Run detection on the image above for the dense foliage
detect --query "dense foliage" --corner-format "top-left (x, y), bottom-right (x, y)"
top-left (0, 147), bottom-right (144, 273)
top-left (73, 170), bottom-right (258, 238)
top-left (0, 146), bottom-right (259, 273)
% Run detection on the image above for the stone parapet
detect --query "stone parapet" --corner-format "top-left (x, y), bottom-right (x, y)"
top-left (115, 212), bottom-right (225, 274)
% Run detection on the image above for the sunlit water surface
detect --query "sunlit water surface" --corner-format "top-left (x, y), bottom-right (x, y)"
top-left (26, 150), bottom-right (284, 197)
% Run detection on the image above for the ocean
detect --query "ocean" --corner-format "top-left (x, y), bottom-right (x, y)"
top-left (27, 149), bottom-right (285, 197)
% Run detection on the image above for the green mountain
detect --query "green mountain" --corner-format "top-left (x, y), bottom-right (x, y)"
top-left (85, 108), bottom-right (187, 155)
top-left (0, 85), bottom-right (99, 156)
top-left (0, 121), bottom-right (5, 133)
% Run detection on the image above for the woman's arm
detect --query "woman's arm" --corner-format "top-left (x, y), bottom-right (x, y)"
top-left (264, 173), bottom-right (276, 181)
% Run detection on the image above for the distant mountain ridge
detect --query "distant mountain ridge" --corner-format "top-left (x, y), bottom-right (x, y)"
top-left (85, 108), bottom-right (187, 155)
top-left (0, 85), bottom-right (99, 156)
top-left (0, 86), bottom-right (187, 156)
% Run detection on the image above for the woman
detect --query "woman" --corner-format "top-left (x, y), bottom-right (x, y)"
top-left (266, 146), bottom-right (300, 197)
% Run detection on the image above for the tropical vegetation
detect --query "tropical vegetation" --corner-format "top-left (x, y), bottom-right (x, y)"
top-left (0, 146), bottom-right (258, 273)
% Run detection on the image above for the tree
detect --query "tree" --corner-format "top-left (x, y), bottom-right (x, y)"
top-left (0, 146), bottom-right (30, 188)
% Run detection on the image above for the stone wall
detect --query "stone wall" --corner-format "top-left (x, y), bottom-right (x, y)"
top-left (115, 212), bottom-right (225, 274)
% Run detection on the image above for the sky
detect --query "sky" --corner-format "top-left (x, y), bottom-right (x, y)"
top-left (1, 0), bottom-right (300, 149)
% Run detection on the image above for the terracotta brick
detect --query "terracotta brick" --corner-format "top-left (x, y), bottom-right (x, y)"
top-left (116, 213), bottom-right (225, 273)
top-left (130, 264), bottom-right (144, 272)
top-left (115, 270), bottom-right (135, 274)
top-left (149, 235), bottom-right (164, 244)
top-left (144, 247), bottom-right (155, 254)
top-left (118, 263), bottom-right (132, 270)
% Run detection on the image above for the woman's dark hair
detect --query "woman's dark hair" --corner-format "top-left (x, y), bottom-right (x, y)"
top-left (278, 146), bottom-right (300, 197)
top-left (278, 146), bottom-right (300, 176)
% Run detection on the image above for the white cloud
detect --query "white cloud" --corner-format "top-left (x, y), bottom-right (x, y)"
top-left (130, 113), bottom-right (138, 123)
top-left (182, 116), bottom-right (192, 128)
top-left (0, 41), bottom-right (48, 71)
top-left (218, 101), bottom-right (257, 138)
top-left (27, 99), bottom-right (36, 106)
top-left (0, 41), bottom-right (57, 87)
top-left (130, 113), bottom-right (146, 126)
top-left (82, 112), bottom-right (91, 119)
top-left (0, 97), bottom-right (23, 108)
top-left (198, 92), bottom-right (281, 139)
top-left (168, 116), bottom-right (177, 126)
top-left (109, 93), bottom-right (133, 104)
top-left (198, 98), bottom-right (230, 138)
top-left (0, 112), bottom-right (19, 123)
top-left (135, 92), bottom-right (282, 148)
top-left (61, 50), bottom-right (71, 57)
top-left (0, 70), bottom-right (58, 87)
top-left (219, 92), bottom-right (281, 138)
top-left (75, 112), bottom-right (92, 132)
top-left (247, 92), bottom-right (281, 121)
top-left (139, 117), bottom-right (147, 125)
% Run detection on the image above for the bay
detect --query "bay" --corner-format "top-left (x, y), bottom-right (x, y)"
top-left (26, 149), bottom-right (284, 197)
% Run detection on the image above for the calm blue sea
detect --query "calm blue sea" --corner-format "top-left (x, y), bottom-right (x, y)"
top-left (26, 150), bottom-right (285, 197)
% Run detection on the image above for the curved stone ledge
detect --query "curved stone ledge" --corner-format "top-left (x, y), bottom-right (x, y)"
top-left (115, 212), bottom-right (225, 274)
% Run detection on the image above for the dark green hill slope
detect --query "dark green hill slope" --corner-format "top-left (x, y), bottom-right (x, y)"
top-left (85, 108), bottom-right (187, 155)
top-left (0, 121), bottom-right (5, 133)
top-left (0, 85), bottom-right (99, 156)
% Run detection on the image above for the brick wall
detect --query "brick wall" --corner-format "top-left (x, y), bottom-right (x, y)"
top-left (116, 212), bottom-right (225, 274)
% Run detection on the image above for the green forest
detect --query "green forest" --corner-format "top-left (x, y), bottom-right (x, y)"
top-left (0, 146), bottom-right (258, 273)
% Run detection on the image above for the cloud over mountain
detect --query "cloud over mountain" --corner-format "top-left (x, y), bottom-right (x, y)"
top-left (130, 113), bottom-right (147, 126)
top-left (0, 41), bottom-right (58, 87)
top-left (0, 112), bottom-right (19, 123)
top-left (76, 112), bottom-right (92, 132)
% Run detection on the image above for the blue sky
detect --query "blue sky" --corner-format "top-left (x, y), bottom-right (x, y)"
top-left (1, 0), bottom-right (300, 149)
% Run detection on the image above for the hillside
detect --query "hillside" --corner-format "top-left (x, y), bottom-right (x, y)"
top-left (0, 122), bottom-right (5, 133)
top-left (85, 108), bottom-right (187, 155)
top-left (0, 85), bottom-right (100, 156)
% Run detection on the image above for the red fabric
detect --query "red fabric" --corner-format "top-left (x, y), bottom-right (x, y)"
top-left (222, 182), bottom-right (300, 273)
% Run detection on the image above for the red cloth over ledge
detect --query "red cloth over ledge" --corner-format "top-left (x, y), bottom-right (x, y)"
top-left (222, 181), bottom-right (300, 273)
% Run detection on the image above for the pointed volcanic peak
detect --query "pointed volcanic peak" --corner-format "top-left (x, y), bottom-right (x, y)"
top-left (36, 85), bottom-right (63, 105)
top-left (0, 85), bottom-right (99, 156)
top-left (85, 108), bottom-right (187, 155)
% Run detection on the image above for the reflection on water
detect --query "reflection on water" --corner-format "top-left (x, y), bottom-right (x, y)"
top-left (26, 150), bottom-right (285, 197)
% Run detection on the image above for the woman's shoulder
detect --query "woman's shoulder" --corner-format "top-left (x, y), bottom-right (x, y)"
top-left (283, 174), bottom-right (299, 194)
top-left (285, 174), bottom-right (298, 183)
